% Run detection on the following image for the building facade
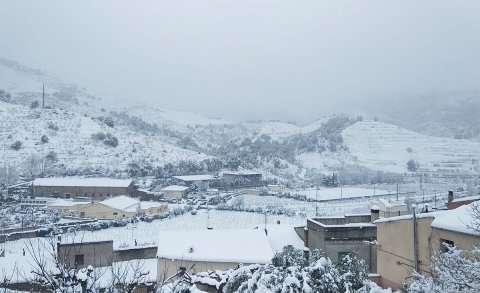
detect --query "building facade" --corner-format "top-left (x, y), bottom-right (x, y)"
top-left (375, 203), bottom-right (480, 290)
top-left (305, 215), bottom-right (377, 272)
top-left (33, 177), bottom-right (135, 201)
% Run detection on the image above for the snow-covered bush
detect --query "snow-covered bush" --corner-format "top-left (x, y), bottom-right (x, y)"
top-left (409, 245), bottom-right (480, 293)
top-left (41, 134), bottom-right (49, 143)
top-left (161, 247), bottom-right (381, 293)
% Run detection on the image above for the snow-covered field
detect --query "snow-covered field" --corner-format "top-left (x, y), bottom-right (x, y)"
top-left (230, 194), bottom-right (371, 218)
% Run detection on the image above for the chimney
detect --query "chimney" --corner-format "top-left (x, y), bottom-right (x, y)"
top-left (303, 226), bottom-right (309, 247)
top-left (448, 191), bottom-right (454, 203)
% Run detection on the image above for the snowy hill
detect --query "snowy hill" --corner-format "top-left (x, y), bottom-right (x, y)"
top-left (343, 120), bottom-right (480, 174)
top-left (2, 58), bottom-right (480, 181)
top-left (0, 101), bottom-right (209, 176)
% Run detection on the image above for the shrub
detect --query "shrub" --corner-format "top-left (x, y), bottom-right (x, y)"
top-left (407, 159), bottom-right (420, 172)
top-left (103, 117), bottom-right (115, 127)
top-left (46, 150), bottom-right (58, 162)
top-left (103, 133), bottom-right (118, 147)
top-left (91, 132), bottom-right (106, 141)
top-left (41, 134), bottom-right (49, 144)
top-left (30, 100), bottom-right (39, 109)
top-left (47, 122), bottom-right (59, 131)
top-left (10, 140), bottom-right (22, 151)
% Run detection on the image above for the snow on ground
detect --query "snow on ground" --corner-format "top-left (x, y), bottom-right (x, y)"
top-left (295, 151), bottom-right (346, 170)
top-left (343, 120), bottom-right (480, 174)
top-left (157, 229), bottom-right (274, 264)
top-left (229, 194), bottom-right (371, 218)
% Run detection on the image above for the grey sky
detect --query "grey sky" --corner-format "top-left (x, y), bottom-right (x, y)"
top-left (1, 0), bottom-right (479, 122)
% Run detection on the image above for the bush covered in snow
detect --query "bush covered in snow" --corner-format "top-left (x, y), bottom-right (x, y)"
top-left (408, 245), bottom-right (480, 293)
top-left (160, 246), bottom-right (386, 293)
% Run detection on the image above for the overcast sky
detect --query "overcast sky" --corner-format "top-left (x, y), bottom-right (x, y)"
top-left (1, 0), bottom-right (479, 122)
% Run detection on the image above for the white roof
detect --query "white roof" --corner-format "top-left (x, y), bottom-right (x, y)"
top-left (266, 225), bottom-right (305, 253)
top-left (48, 199), bottom-right (90, 207)
top-left (223, 171), bottom-right (262, 176)
top-left (374, 198), bottom-right (407, 209)
top-left (139, 201), bottom-right (165, 210)
top-left (33, 177), bottom-right (133, 188)
top-left (173, 175), bottom-right (214, 181)
top-left (98, 195), bottom-right (139, 212)
top-left (431, 203), bottom-right (480, 236)
top-left (374, 211), bottom-right (441, 224)
top-left (157, 229), bottom-right (274, 264)
top-left (162, 185), bottom-right (189, 192)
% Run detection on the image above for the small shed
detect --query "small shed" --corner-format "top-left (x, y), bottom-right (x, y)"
top-left (162, 185), bottom-right (189, 199)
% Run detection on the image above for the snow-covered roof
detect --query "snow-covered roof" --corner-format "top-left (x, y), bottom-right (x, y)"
top-left (48, 199), bottom-right (90, 207)
top-left (431, 203), bottom-right (480, 236)
top-left (266, 225), bottom-right (305, 253)
top-left (33, 177), bottom-right (133, 188)
top-left (451, 195), bottom-right (480, 203)
top-left (139, 201), bottom-right (166, 210)
top-left (223, 171), bottom-right (262, 176)
top-left (162, 185), bottom-right (189, 192)
top-left (173, 175), bottom-right (215, 181)
top-left (157, 229), bottom-right (274, 264)
top-left (98, 195), bottom-right (140, 212)
top-left (374, 198), bottom-right (407, 209)
top-left (374, 211), bottom-right (441, 224)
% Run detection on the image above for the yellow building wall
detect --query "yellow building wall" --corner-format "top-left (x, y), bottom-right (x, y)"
top-left (376, 217), bottom-right (434, 290)
top-left (78, 203), bottom-right (136, 219)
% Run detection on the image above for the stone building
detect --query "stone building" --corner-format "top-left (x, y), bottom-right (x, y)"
top-left (77, 195), bottom-right (167, 219)
top-left (33, 177), bottom-right (135, 201)
top-left (58, 239), bottom-right (114, 269)
top-left (304, 214), bottom-right (377, 272)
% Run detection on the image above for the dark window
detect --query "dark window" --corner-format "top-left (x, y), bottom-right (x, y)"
top-left (338, 252), bottom-right (351, 261)
top-left (178, 266), bottom-right (187, 274)
top-left (441, 239), bottom-right (455, 253)
top-left (75, 254), bottom-right (84, 265)
top-left (113, 212), bottom-right (118, 216)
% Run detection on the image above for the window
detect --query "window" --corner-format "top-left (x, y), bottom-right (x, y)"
top-left (113, 212), bottom-right (118, 216)
top-left (338, 252), bottom-right (351, 261)
top-left (75, 254), bottom-right (84, 265)
top-left (441, 239), bottom-right (454, 253)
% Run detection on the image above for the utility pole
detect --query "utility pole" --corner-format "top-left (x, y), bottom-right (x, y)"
top-left (42, 83), bottom-right (45, 109)
top-left (315, 186), bottom-right (318, 216)
top-left (396, 182), bottom-right (399, 201)
top-left (413, 205), bottom-right (419, 273)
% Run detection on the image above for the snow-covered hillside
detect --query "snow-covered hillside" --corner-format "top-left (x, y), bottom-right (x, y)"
top-left (0, 101), bottom-right (208, 175)
top-left (2, 58), bottom-right (480, 180)
top-left (343, 120), bottom-right (480, 174)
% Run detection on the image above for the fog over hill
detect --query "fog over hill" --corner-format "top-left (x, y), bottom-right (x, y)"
top-left (1, 58), bottom-right (480, 184)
